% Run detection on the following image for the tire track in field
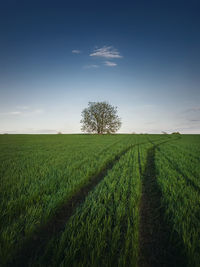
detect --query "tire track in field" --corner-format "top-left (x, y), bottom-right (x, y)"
top-left (137, 145), bottom-right (142, 176)
top-left (156, 146), bottom-right (200, 194)
top-left (149, 138), bottom-right (200, 194)
top-left (138, 141), bottom-right (187, 267)
top-left (163, 143), bottom-right (200, 163)
top-left (8, 142), bottom-right (143, 267)
top-left (65, 137), bottom-right (123, 173)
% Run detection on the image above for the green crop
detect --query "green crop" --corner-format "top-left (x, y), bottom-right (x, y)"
top-left (0, 134), bottom-right (199, 266)
top-left (152, 135), bottom-right (200, 266)
top-left (38, 146), bottom-right (142, 267)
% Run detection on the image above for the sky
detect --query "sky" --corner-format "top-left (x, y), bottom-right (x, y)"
top-left (0, 0), bottom-right (200, 134)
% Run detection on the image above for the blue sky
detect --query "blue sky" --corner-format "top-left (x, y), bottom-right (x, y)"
top-left (0, 0), bottom-right (200, 133)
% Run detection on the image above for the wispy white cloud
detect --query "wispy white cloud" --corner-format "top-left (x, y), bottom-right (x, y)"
top-left (83, 64), bottom-right (99, 69)
top-left (72, 49), bottom-right (81, 54)
top-left (0, 108), bottom-right (44, 116)
top-left (0, 129), bottom-right (57, 134)
top-left (10, 111), bottom-right (22, 115)
top-left (0, 111), bottom-right (22, 116)
top-left (104, 61), bottom-right (117, 67)
top-left (90, 46), bottom-right (122, 59)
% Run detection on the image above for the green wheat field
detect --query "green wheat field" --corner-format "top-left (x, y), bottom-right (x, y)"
top-left (0, 134), bottom-right (200, 266)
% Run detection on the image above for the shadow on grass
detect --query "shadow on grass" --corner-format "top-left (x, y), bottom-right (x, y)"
top-left (8, 143), bottom-right (139, 267)
top-left (156, 145), bottom-right (200, 194)
top-left (139, 146), bottom-right (187, 267)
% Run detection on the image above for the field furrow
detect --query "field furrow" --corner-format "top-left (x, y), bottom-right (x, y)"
top-left (37, 147), bottom-right (141, 267)
top-left (139, 144), bottom-right (186, 267)
top-left (0, 134), bottom-right (199, 266)
top-left (8, 143), bottom-right (139, 266)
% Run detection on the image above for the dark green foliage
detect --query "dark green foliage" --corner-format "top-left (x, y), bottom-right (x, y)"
top-left (81, 102), bottom-right (121, 134)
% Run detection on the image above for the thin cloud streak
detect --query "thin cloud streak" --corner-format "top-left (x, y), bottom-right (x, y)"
top-left (83, 64), bottom-right (99, 69)
top-left (10, 111), bottom-right (22, 115)
top-left (0, 109), bottom-right (44, 116)
top-left (90, 46), bottom-right (122, 59)
top-left (104, 61), bottom-right (117, 67)
top-left (0, 129), bottom-right (57, 134)
top-left (0, 111), bottom-right (22, 115)
top-left (72, 49), bottom-right (81, 54)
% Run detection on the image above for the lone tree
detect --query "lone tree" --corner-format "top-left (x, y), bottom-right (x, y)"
top-left (81, 101), bottom-right (121, 134)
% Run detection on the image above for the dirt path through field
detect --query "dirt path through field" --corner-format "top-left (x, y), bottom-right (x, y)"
top-left (138, 144), bottom-right (187, 267)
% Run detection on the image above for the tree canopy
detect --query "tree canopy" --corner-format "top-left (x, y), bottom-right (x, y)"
top-left (81, 102), bottom-right (121, 134)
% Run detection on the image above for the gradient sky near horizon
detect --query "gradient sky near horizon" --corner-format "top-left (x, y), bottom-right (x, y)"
top-left (0, 0), bottom-right (200, 134)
